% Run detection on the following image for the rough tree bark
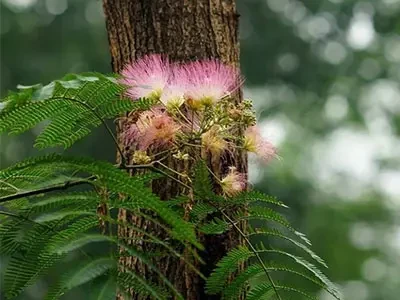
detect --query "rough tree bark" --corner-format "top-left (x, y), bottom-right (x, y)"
top-left (102, 1), bottom-right (246, 299)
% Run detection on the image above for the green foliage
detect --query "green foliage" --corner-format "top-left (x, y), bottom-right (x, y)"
top-left (246, 283), bottom-right (274, 300)
top-left (198, 217), bottom-right (229, 234)
top-left (187, 160), bottom-right (339, 299)
top-left (89, 276), bottom-right (117, 300)
top-left (45, 257), bottom-right (117, 300)
top-left (206, 246), bottom-right (254, 294)
top-left (118, 270), bottom-right (169, 300)
top-left (0, 75), bottom-right (339, 300)
top-left (0, 73), bottom-right (145, 149)
top-left (0, 154), bottom-right (198, 299)
top-left (193, 160), bottom-right (215, 200)
top-left (0, 189), bottom-right (190, 299)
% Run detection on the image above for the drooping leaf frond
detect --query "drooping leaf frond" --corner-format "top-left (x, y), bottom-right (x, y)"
top-left (118, 270), bottom-right (169, 300)
top-left (255, 244), bottom-right (340, 298)
top-left (191, 202), bottom-right (217, 222)
top-left (193, 160), bottom-right (215, 200)
top-left (46, 215), bottom-right (100, 253)
top-left (0, 194), bottom-right (188, 300)
top-left (0, 73), bottom-right (142, 149)
top-left (207, 243), bottom-right (340, 300)
top-left (203, 184), bottom-right (340, 300)
top-left (246, 283), bottom-right (274, 300)
top-left (0, 150), bottom-right (206, 300)
top-left (89, 276), bottom-right (117, 300)
top-left (198, 217), bottom-right (229, 234)
top-left (0, 154), bottom-right (199, 247)
top-left (3, 221), bottom-right (66, 299)
top-left (44, 257), bottom-right (117, 300)
top-left (247, 227), bottom-right (327, 268)
top-left (206, 246), bottom-right (254, 294)
top-left (222, 264), bottom-right (264, 299)
top-left (231, 190), bottom-right (288, 208)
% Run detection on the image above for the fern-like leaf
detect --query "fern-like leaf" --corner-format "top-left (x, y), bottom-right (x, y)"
top-left (199, 218), bottom-right (229, 234)
top-left (231, 190), bottom-right (288, 208)
top-left (3, 222), bottom-right (65, 299)
top-left (118, 270), bottom-right (169, 300)
top-left (248, 227), bottom-right (327, 268)
top-left (26, 192), bottom-right (100, 214)
top-left (193, 160), bottom-right (215, 200)
top-left (255, 245), bottom-right (340, 299)
top-left (222, 264), bottom-right (264, 300)
top-left (0, 154), bottom-right (200, 249)
top-left (45, 257), bottom-right (117, 300)
top-left (51, 234), bottom-right (113, 255)
top-left (206, 246), bottom-right (253, 294)
top-left (0, 73), bottom-right (136, 149)
top-left (246, 283), bottom-right (274, 300)
top-left (90, 276), bottom-right (117, 300)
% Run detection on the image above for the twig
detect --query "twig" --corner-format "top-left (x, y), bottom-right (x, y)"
top-left (0, 177), bottom-right (96, 203)
top-left (157, 161), bottom-right (192, 183)
top-left (123, 161), bottom-right (192, 190)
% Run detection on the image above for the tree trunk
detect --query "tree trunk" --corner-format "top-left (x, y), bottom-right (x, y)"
top-left (102, 1), bottom-right (246, 299)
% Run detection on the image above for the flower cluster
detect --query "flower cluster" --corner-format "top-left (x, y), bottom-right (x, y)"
top-left (120, 54), bottom-right (277, 197)
top-left (120, 54), bottom-right (242, 109)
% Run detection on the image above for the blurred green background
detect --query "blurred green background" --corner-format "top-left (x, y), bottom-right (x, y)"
top-left (1, 0), bottom-right (399, 299)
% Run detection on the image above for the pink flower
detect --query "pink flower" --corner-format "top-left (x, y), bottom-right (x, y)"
top-left (160, 65), bottom-right (188, 110)
top-left (119, 54), bottom-right (170, 100)
top-left (244, 126), bottom-right (277, 163)
top-left (182, 60), bottom-right (243, 106)
top-left (220, 167), bottom-right (247, 197)
top-left (123, 108), bottom-right (179, 150)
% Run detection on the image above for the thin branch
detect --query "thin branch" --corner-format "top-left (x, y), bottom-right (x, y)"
top-left (157, 161), bottom-right (192, 183)
top-left (181, 141), bottom-right (202, 148)
top-left (151, 148), bottom-right (175, 158)
top-left (151, 165), bottom-right (192, 190)
top-left (122, 163), bottom-right (154, 169)
top-left (0, 177), bottom-right (96, 204)
top-left (122, 161), bottom-right (192, 190)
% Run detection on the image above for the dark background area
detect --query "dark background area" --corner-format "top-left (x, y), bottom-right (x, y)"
top-left (1, 0), bottom-right (400, 299)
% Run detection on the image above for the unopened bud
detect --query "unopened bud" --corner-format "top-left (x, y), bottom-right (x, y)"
top-left (228, 108), bottom-right (242, 120)
top-left (173, 151), bottom-right (190, 160)
top-left (132, 151), bottom-right (152, 164)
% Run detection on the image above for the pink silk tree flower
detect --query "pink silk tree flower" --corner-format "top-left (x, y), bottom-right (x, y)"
top-left (183, 59), bottom-right (243, 106)
top-left (123, 109), bottom-right (180, 150)
top-left (160, 65), bottom-right (188, 110)
top-left (220, 167), bottom-right (247, 197)
top-left (160, 85), bottom-right (186, 110)
top-left (119, 54), bottom-right (170, 100)
top-left (244, 126), bottom-right (277, 163)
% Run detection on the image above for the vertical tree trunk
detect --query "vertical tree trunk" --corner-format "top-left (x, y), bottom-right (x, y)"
top-left (102, 1), bottom-right (246, 299)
